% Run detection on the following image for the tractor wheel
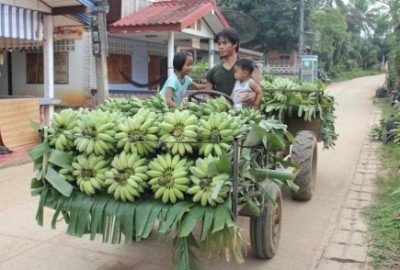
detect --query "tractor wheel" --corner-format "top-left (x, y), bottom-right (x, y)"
top-left (249, 187), bottom-right (282, 259)
top-left (290, 130), bottom-right (318, 201)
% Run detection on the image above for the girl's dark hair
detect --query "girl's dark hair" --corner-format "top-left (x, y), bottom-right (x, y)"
top-left (173, 50), bottom-right (192, 71)
top-left (214, 27), bottom-right (240, 52)
top-left (235, 58), bottom-right (255, 74)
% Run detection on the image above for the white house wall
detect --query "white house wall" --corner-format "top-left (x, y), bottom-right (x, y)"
top-left (11, 38), bottom-right (86, 106)
top-left (121, 0), bottom-right (152, 17)
top-left (0, 0), bottom-right (51, 13)
top-left (0, 54), bottom-right (8, 94)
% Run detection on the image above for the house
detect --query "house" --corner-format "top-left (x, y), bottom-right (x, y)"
top-left (0, 0), bottom-right (91, 150)
top-left (0, 0), bottom-right (263, 109)
top-left (263, 50), bottom-right (299, 76)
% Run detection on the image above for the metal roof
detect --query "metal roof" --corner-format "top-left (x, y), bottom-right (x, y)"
top-left (110, 0), bottom-right (228, 33)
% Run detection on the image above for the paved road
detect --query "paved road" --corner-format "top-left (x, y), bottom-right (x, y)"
top-left (0, 74), bottom-right (385, 270)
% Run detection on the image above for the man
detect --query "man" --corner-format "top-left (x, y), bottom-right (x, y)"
top-left (205, 27), bottom-right (261, 108)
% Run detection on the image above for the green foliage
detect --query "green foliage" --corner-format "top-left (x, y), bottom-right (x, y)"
top-left (329, 68), bottom-right (381, 81)
top-left (217, 0), bottom-right (300, 51)
top-left (190, 60), bottom-right (208, 83)
top-left (364, 144), bottom-right (400, 269)
top-left (387, 32), bottom-right (400, 91)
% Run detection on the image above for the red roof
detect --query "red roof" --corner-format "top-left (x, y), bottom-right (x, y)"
top-left (110, 0), bottom-right (229, 33)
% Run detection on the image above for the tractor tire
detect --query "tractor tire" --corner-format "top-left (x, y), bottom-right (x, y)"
top-left (249, 187), bottom-right (282, 259)
top-left (290, 130), bottom-right (318, 201)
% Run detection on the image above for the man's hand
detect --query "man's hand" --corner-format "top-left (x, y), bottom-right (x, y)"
top-left (241, 91), bottom-right (256, 104)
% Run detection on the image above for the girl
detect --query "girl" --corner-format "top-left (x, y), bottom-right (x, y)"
top-left (159, 50), bottom-right (204, 108)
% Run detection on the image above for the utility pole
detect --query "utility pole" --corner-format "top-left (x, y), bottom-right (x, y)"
top-left (298, 0), bottom-right (305, 80)
top-left (91, 0), bottom-right (110, 105)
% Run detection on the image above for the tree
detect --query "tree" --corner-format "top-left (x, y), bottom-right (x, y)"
top-left (309, 9), bottom-right (348, 70)
top-left (217, 0), bottom-right (300, 52)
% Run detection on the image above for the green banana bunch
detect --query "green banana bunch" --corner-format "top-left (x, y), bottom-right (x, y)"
top-left (115, 108), bottom-right (159, 156)
top-left (99, 97), bottom-right (143, 117)
top-left (142, 94), bottom-right (169, 113)
top-left (198, 96), bottom-right (234, 117)
top-left (72, 154), bottom-right (109, 195)
top-left (48, 109), bottom-right (79, 151)
top-left (126, 96), bottom-right (144, 115)
top-left (239, 108), bottom-right (264, 126)
top-left (147, 153), bottom-right (191, 204)
top-left (184, 102), bottom-right (203, 118)
top-left (104, 152), bottom-right (148, 202)
top-left (187, 156), bottom-right (231, 206)
top-left (73, 110), bottom-right (119, 155)
top-left (98, 98), bottom-right (126, 112)
top-left (159, 110), bottom-right (197, 156)
top-left (270, 77), bottom-right (299, 90)
top-left (198, 112), bottom-right (242, 157)
top-left (59, 167), bottom-right (74, 182)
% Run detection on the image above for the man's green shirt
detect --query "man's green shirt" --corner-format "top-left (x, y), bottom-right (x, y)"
top-left (206, 62), bottom-right (235, 96)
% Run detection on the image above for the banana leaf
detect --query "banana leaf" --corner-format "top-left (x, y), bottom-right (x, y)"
top-left (200, 207), bottom-right (215, 241)
top-left (90, 196), bottom-right (112, 240)
top-left (103, 199), bottom-right (121, 243)
top-left (243, 124), bottom-right (268, 147)
top-left (44, 166), bottom-right (73, 197)
top-left (212, 201), bottom-right (235, 233)
top-left (254, 168), bottom-right (294, 181)
top-left (118, 202), bottom-right (136, 243)
top-left (208, 154), bottom-right (232, 176)
top-left (173, 234), bottom-right (200, 270)
top-left (28, 142), bottom-right (51, 161)
top-left (179, 205), bottom-right (205, 237)
top-left (29, 119), bottom-right (42, 132)
top-left (48, 149), bottom-right (73, 170)
top-left (135, 200), bottom-right (160, 238)
top-left (265, 133), bottom-right (285, 150)
top-left (159, 201), bottom-right (194, 234)
top-left (30, 178), bottom-right (43, 196)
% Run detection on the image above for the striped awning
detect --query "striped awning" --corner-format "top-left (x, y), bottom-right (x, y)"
top-left (0, 4), bottom-right (44, 50)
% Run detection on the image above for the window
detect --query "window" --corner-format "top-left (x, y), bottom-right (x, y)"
top-left (107, 53), bottom-right (132, 83)
top-left (26, 52), bottom-right (69, 84)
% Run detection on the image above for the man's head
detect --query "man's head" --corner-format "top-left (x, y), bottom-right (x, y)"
top-left (214, 27), bottom-right (240, 57)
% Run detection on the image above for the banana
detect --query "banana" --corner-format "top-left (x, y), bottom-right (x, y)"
top-left (191, 166), bottom-right (206, 178)
top-left (212, 173), bottom-right (230, 182)
top-left (121, 186), bottom-right (133, 202)
top-left (200, 190), bottom-right (209, 206)
top-left (86, 139), bottom-right (95, 154)
top-left (164, 115), bottom-right (177, 126)
top-left (182, 130), bottom-right (197, 138)
top-left (162, 188), bottom-right (170, 204)
top-left (213, 144), bottom-right (223, 157)
top-left (117, 123), bottom-right (130, 133)
top-left (168, 188), bottom-right (177, 203)
top-left (187, 185), bottom-right (201, 194)
top-left (172, 170), bottom-right (187, 179)
top-left (107, 182), bottom-right (119, 193)
top-left (159, 123), bottom-right (175, 133)
top-left (83, 181), bottom-right (95, 195)
top-left (199, 119), bottom-right (211, 130)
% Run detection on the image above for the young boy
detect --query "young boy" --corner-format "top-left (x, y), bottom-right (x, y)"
top-left (159, 50), bottom-right (204, 108)
top-left (231, 58), bottom-right (263, 110)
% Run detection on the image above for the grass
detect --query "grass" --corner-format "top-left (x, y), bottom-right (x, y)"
top-left (364, 100), bottom-right (400, 269)
top-left (331, 68), bottom-right (382, 82)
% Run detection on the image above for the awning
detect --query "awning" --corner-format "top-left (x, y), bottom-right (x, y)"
top-left (0, 4), bottom-right (44, 50)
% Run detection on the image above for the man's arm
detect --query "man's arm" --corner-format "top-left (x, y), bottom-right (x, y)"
top-left (250, 81), bottom-right (263, 109)
top-left (204, 81), bottom-right (214, 90)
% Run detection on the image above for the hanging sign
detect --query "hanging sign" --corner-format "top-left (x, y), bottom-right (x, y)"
top-left (54, 26), bottom-right (84, 41)
top-left (191, 37), bottom-right (200, 49)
